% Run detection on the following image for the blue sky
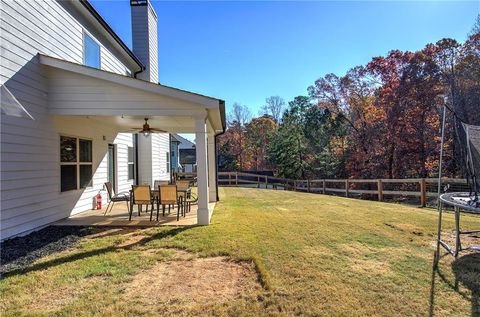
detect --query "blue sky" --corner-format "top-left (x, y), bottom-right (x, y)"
top-left (91, 0), bottom-right (478, 116)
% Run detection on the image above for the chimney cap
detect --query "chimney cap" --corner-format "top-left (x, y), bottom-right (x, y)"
top-left (130, 0), bottom-right (148, 6)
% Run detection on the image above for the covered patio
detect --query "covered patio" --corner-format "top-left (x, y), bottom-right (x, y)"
top-left (39, 54), bottom-right (225, 226)
top-left (53, 199), bottom-right (217, 227)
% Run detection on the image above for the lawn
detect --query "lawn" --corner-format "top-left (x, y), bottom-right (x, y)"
top-left (1, 187), bottom-right (479, 316)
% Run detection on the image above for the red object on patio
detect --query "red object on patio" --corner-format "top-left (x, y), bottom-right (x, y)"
top-left (96, 193), bottom-right (102, 210)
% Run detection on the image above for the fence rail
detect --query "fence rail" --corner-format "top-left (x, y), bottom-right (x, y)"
top-left (208, 172), bottom-right (469, 207)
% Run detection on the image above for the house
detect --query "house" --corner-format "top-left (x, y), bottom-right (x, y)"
top-left (169, 134), bottom-right (181, 173)
top-left (180, 149), bottom-right (197, 173)
top-left (0, 0), bottom-right (225, 240)
top-left (175, 134), bottom-right (197, 173)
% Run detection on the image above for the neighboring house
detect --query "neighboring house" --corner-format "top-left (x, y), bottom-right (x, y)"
top-left (180, 148), bottom-right (197, 173)
top-left (0, 0), bottom-right (225, 239)
top-left (169, 134), bottom-right (181, 173)
top-left (175, 134), bottom-right (196, 173)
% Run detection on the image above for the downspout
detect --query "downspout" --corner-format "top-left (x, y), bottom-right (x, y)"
top-left (134, 134), bottom-right (139, 185)
top-left (215, 100), bottom-right (227, 202)
top-left (169, 133), bottom-right (172, 183)
top-left (133, 66), bottom-right (145, 79)
top-left (214, 132), bottom-right (224, 201)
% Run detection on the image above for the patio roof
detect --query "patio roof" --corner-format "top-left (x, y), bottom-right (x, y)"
top-left (38, 54), bottom-right (225, 134)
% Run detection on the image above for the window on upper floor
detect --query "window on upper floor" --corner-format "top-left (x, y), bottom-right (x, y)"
top-left (83, 31), bottom-right (100, 69)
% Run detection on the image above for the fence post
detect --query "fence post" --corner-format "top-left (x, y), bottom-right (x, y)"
top-left (420, 178), bottom-right (426, 207)
top-left (229, 173), bottom-right (231, 186)
top-left (377, 179), bottom-right (383, 201)
top-left (235, 172), bottom-right (238, 186)
top-left (345, 179), bottom-right (349, 197)
top-left (257, 176), bottom-right (260, 188)
top-left (307, 179), bottom-right (311, 193)
top-left (293, 180), bottom-right (297, 191)
top-left (322, 179), bottom-right (326, 194)
top-left (265, 175), bottom-right (268, 189)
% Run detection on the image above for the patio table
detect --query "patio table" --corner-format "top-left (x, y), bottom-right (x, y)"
top-left (128, 188), bottom-right (191, 220)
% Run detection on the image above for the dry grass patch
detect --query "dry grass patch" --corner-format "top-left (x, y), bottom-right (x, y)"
top-left (23, 275), bottom-right (106, 312)
top-left (123, 251), bottom-right (260, 309)
top-left (117, 234), bottom-right (147, 248)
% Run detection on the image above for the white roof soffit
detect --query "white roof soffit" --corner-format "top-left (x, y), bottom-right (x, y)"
top-left (38, 54), bottom-right (225, 132)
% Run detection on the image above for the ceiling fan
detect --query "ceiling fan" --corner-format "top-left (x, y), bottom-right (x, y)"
top-left (130, 118), bottom-right (166, 137)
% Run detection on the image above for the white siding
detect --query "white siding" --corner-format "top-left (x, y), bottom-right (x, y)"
top-left (113, 133), bottom-right (135, 195)
top-left (137, 133), bottom-right (170, 186)
top-left (0, 0), bottom-right (134, 239)
top-left (151, 134), bottom-right (170, 182)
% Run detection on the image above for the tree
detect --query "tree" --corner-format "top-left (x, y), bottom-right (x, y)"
top-left (245, 116), bottom-right (277, 171)
top-left (268, 117), bottom-right (308, 179)
top-left (261, 96), bottom-right (286, 123)
top-left (223, 102), bottom-right (253, 170)
top-left (229, 102), bottom-right (251, 126)
top-left (469, 14), bottom-right (480, 36)
top-left (217, 139), bottom-right (238, 171)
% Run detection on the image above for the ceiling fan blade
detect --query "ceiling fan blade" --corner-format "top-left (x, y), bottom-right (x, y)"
top-left (150, 128), bottom-right (167, 133)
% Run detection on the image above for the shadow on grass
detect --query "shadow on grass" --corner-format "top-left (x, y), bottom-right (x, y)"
top-left (429, 252), bottom-right (480, 317)
top-left (1, 226), bottom-right (193, 279)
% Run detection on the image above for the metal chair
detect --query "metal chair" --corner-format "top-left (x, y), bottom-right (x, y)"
top-left (153, 180), bottom-right (170, 209)
top-left (176, 180), bottom-right (193, 213)
top-left (157, 184), bottom-right (182, 221)
top-left (130, 185), bottom-right (154, 221)
top-left (103, 182), bottom-right (129, 215)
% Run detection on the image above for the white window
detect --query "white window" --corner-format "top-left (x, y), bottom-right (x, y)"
top-left (60, 136), bottom-right (93, 192)
top-left (128, 146), bottom-right (135, 180)
top-left (83, 31), bottom-right (100, 69)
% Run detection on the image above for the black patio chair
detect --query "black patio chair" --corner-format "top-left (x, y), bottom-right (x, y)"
top-left (104, 182), bottom-right (130, 215)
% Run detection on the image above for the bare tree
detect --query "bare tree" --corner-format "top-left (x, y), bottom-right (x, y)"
top-left (261, 96), bottom-right (285, 123)
top-left (228, 102), bottom-right (252, 126)
top-left (469, 14), bottom-right (480, 36)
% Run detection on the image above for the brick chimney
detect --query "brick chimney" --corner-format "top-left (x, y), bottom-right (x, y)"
top-left (130, 0), bottom-right (158, 83)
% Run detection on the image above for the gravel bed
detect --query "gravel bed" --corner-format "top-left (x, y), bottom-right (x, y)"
top-left (1, 226), bottom-right (96, 275)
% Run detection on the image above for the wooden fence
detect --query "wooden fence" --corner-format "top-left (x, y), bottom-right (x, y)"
top-left (210, 171), bottom-right (469, 207)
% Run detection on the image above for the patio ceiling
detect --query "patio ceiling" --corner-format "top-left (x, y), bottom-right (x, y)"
top-left (38, 54), bottom-right (225, 134)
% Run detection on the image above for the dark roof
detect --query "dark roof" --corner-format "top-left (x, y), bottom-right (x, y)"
top-left (170, 134), bottom-right (181, 143)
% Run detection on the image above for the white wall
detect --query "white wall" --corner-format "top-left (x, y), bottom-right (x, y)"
top-left (0, 0), bottom-right (135, 239)
top-left (113, 133), bottom-right (135, 195)
top-left (152, 133), bottom-right (170, 182)
top-left (137, 133), bottom-right (170, 186)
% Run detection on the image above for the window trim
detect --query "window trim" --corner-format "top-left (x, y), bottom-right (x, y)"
top-left (60, 135), bottom-right (94, 193)
top-left (166, 151), bottom-right (170, 173)
top-left (127, 146), bottom-right (135, 181)
top-left (82, 29), bottom-right (101, 69)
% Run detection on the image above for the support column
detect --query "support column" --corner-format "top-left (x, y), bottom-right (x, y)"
top-left (195, 117), bottom-right (210, 225)
top-left (208, 132), bottom-right (217, 202)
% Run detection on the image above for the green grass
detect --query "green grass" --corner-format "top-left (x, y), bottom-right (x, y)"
top-left (1, 187), bottom-right (479, 316)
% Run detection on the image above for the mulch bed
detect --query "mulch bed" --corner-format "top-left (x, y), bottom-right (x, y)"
top-left (1, 226), bottom-right (96, 275)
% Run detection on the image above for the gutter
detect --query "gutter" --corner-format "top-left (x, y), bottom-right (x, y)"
top-left (214, 100), bottom-right (226, 201)
top-left (133, 66), bottom-right (145, 79)
top-left (79, 0), bottom-right (145, 75)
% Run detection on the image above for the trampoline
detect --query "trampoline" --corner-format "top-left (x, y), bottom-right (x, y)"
top-left (435, 102), bottom-right (480, 264)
